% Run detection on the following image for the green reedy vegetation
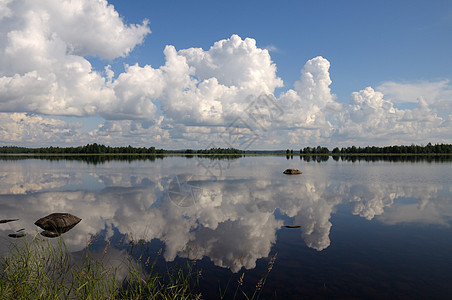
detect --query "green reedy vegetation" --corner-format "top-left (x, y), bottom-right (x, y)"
top-left (0, 235), bottom-right (275, 299)
top-left (0, 235), bottom-right (199, 299)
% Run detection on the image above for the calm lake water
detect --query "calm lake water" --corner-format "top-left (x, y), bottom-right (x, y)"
top-left (1, 155), bottom-right (452, 299)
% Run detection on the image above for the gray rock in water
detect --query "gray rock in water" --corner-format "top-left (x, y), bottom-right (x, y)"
top-left (0, 219), bottom-right (19, 224)
top-left (284, 225), bottom-right (301, 228)
top-left (34, 213), bottom-right (81, 232)
top-left (8, 233), bottom-right (26, 238)
top-left (283, 168), bottom-right (302, 175)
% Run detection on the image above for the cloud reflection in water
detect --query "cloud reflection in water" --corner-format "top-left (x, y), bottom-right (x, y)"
top-left (0, 157), bottom-right (451, 272)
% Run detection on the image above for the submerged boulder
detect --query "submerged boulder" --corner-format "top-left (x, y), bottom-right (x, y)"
top-left (35, 213), bottom-right (82, 234)
top-left (283, 168), bottom-right (302, 175)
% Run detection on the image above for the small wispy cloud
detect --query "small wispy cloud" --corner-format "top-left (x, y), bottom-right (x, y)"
top-left (263, 44), bottom-right (280, 53)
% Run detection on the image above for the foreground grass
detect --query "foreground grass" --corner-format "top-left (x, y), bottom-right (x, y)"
top-left (0, 235), bottom-right (276, 299)
top-left (0, 234), bottom-right (200, 299)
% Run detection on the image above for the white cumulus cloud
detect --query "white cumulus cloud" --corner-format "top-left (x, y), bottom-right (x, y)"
top-left (0, 0), bottom-right (151, 119)
top-left (377, 80), bottom-right (452, 111)
top-left (0, 113), bottom-right (84, 145)
top-left (0, 0), bottom-right (451, 147)
top-left (333, 87), bottom-right (448, 145)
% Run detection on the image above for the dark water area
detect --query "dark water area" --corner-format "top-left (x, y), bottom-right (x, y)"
top-left (1, 155), bottom-right (451, 299)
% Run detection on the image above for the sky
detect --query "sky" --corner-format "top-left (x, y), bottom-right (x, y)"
top-left (0, 0), bottom-right (451, 149)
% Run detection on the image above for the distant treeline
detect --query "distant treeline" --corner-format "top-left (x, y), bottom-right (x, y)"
top-left (299, 143), bottom-right (452, 155)
top-left (1, 143), bottom-right (452, 155)
top-left (186, 148), bottom-right (244, 154)
top-left (0, 143), bottom-right (165, 154)
top-left (0, 144), bottom-right (243, 155)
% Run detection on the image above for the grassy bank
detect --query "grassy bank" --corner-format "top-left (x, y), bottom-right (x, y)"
top-left (0, 235), bottom-right (275, 299)
top-left (0, 234), bottom-right (200, 299)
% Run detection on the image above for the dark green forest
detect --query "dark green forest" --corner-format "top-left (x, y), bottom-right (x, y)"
top-left (0, 144), bottom-right (243, 155)
top-left (1, 143), bottom-right (452, 155)
top-left (300, 143), bottom-right (452, 154)
top-left (0, 143), bottom-right (164, 154)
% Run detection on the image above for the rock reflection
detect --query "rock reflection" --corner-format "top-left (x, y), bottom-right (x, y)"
top-left (0, 157), bottom-right (451, 273)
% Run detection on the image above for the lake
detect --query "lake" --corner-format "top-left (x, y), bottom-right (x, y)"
top-left (1, 155), bottom-right (452, 299)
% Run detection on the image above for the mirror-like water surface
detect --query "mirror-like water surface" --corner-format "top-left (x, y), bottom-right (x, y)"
top-left (1, 156), bottom-right (451, 298)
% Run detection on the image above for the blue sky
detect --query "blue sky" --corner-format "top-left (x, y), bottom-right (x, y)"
top-left (106, 0), bottom-right (452, 100)
top-left (0, 0), bottom-right (451, 149)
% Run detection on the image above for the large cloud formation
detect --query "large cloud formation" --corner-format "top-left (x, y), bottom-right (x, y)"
top-left (0, 0), bottom-right (150, 119)
top-left (0, 0), bottom-right (451, 148)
